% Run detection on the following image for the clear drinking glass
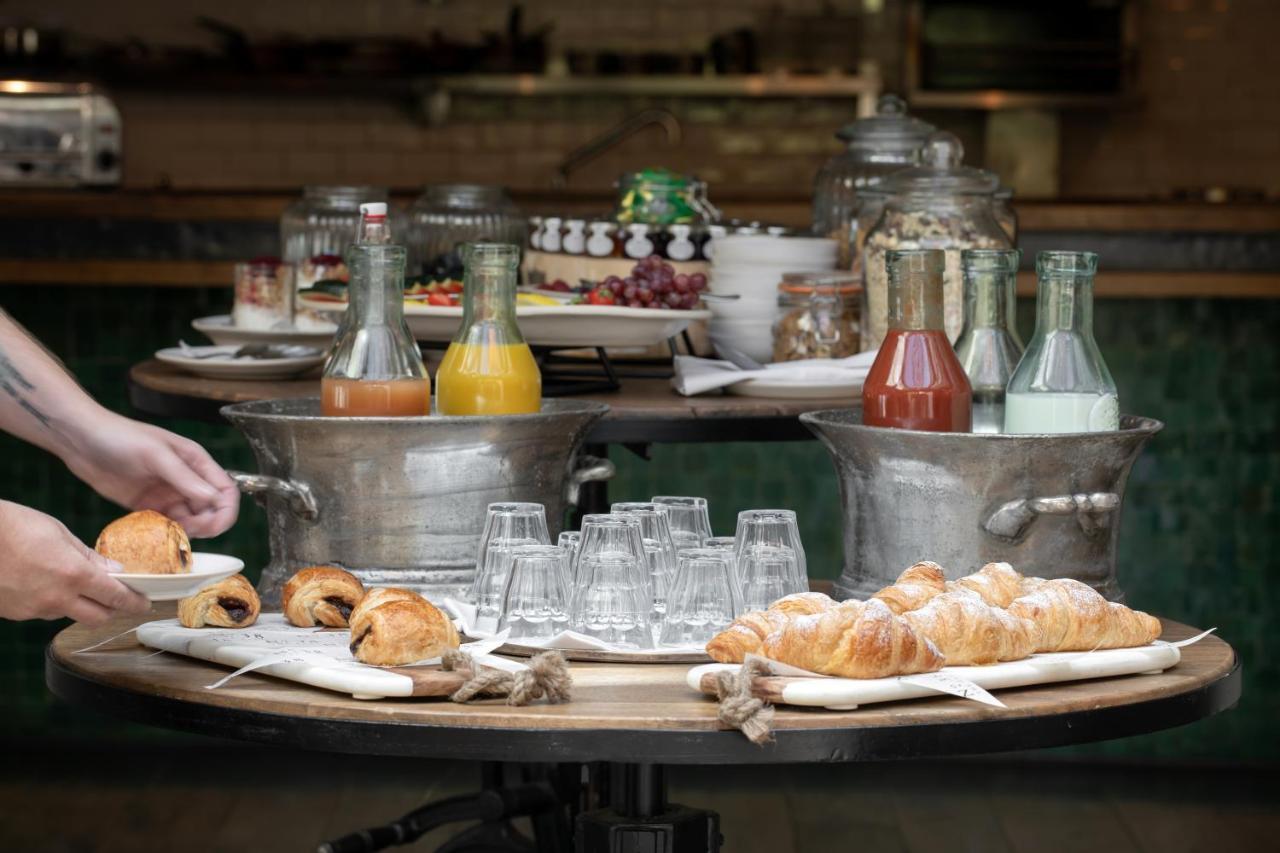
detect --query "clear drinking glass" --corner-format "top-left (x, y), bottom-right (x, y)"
top-left (737, 545), bottom-right (802, 612)
top-left (498, 545), bottom-right (571, 641)
top-left (955, 249), bottom-right (1025, 434)
top-left (570, 553), bottom-right (654, 649)
top-left (734, 510), bottom-right (807, 603)
top-left (659, 548), bottom-right (741, 647)
top-left (469, 503), bottom-right (551, 619)
top-left (557, 531), bottom-right (581, 580)
top-left (704, 536), bottom-right (736, 551)
top-left (611, 502), bottom-right (678, 618)
top-left (651, 496), bottom-right (713, 550)
top-left (1005, 251), bottom-right (1119, 434)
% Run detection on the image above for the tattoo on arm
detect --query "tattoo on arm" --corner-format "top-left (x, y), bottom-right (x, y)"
top-left (0, 344), bottom-right (54, 429)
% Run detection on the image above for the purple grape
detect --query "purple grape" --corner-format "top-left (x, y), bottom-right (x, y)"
top-left (683, 293), bottom-right (701, 309)
top-left (664, 291), bottom-right (682, 307)
top-left (637, 287), bottom-right (654, 304)
top-left (689, 272), bottom-right (707, 291)
top-left (623, 283), bottom-right (638, 300)
top-left (645, 254), bottom-right (663, 267)
top-left (627, 298), bottom-right (643, 308)
top-left (673, 275), bottom-right (690, 294)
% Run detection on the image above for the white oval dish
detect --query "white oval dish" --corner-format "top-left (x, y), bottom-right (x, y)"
top-left (192, 315), bottom-right (337, 349)
top-left (156, 346), bottom-right (325, 380)
top-left (109, 552), bottom-right (246, 601)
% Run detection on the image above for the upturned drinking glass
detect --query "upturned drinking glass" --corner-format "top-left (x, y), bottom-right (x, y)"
top-left (570, 552), bottom-right (654, 649)
top-left (737, 545), bottom-right (801, 612)
top-left (659, 548), bottom-right (742, 647)
top-left (651, 496), bottom-right (713, 550)
top-left (469, 503), bottom-right (550, 618)
top-left (498, 545), bottom-right (571, 641)
top-left (611, 502), bottom-right (679, 618)
top-left (472, 536), bottom-right (540, 633)
top-left (704, 536), bottom-right (736, 551)
top-left (734, 510), bottom-right (808, 603)
top-left (556, 531), bottom-right (581, 580)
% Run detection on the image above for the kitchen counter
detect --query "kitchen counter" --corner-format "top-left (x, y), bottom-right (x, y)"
top-left (1, 190), bottom-right (1276, 296)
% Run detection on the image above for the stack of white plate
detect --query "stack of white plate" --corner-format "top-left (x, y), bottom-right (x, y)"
top-left (707, 235), bottom-right (839, 363)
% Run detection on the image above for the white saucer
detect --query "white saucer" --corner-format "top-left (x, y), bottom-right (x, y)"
top-left (727, 375), bottom-right (863, 399)
top-left (110, 553), bottom-right (246, 601)
top-left (192, 315), bottom-right (336, 349)
top-left (156, 345), bottom-right (325, 380)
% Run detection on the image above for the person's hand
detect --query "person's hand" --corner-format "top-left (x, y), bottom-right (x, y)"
top-left (61, 411), bottom-right (239, 538)
top-left (0, 500), bottom-right (150, 625)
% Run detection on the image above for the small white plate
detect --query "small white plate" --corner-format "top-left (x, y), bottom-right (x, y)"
top-left (110, 553), bottom-right (246, 601)
top-left (299, 296), bottom-right (709, 348)
top-left (156, 346), bottom-right (325, 380)
top-left (192, 315), bottom-right (336, 349)
top-left (728, 375), bottom-right (863, 399)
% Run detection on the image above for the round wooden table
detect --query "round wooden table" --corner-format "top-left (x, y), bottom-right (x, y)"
top-left (48, 613), bottom-right (1239, 851)
top-left (129, 359), bottom-right (849, 444)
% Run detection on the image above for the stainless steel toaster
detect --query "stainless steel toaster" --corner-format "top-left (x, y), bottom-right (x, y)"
top-left (0, 80), bottom-right (121, 186)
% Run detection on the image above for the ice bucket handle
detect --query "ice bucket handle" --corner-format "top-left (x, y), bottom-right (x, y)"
top-left (566, 454), bottom-right (615, 507)
top-left (227, 470), bottom-right (319, 521)
top-left (984, 492), bottom-right (1119, 540)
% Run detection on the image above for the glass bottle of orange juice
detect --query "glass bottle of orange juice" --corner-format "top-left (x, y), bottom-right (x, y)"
top-left (320, 205), bottom-right (430, 416)
top-left (436, 243), bottom-right (541, 415)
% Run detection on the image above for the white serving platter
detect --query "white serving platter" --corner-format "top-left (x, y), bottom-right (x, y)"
top-left (110, 552), bottom-right (246, 601)
top-left (298, 296), bottom-right (709, 348)
top-left (155, 345), bottom-right (325, 380)
top-left (686, 641), bottom-right (1193, 711)
top-left (727, 375), bottom-right (863, 399)
top-left (192, 315), bottom-right (337, 349)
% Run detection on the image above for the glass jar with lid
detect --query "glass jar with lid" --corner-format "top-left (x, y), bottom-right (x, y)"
top-left (772, 272), bottom-right (862, 362)
top-left (614, 168), bottom-right (704, 225)
top-left (861, 131), bottom-right (1011, 352)
top-left (281, 185), bottom-right (390, 264)
top-left (407, 184), bottom-right (525, 280)
top-left (812, 95), bottom-right (935, 270)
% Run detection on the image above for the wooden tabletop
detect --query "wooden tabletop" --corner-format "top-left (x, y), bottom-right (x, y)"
top-left (48, 612), bottom-right (1239, 765)
top-left (128, 359), bottom-right (849, 443)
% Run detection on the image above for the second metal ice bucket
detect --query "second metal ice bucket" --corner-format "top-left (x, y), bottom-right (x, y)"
top-left (800, 410), bottom-right (1163, 602)
top-left (222, 398), bottom-right (613, 605)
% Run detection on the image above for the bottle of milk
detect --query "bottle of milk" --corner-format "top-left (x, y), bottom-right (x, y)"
top-left (1004, 251), bottom-right (1119, 434)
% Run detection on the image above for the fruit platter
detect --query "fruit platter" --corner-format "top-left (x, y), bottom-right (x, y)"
top-left (299, 256), bottom-right (710, 349)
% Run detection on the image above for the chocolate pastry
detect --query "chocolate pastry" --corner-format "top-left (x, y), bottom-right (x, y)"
top-left (348, 587), bottom-right (459, 666)
top-left (282, 566), bottom-right (365, 628)
top-left (178, 574), bottom-right (260, 628)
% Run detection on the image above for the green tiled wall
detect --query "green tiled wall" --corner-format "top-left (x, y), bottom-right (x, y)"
top-left (0, 285), bottom-right (1273, 761)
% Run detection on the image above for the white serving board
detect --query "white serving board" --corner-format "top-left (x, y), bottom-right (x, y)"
top-left (686, 642), bottom-right (1189, 711)
top-left (133, 615), bottom-right (519, 700)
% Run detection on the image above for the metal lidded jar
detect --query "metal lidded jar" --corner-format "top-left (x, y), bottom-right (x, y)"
top-left (281, 185), bottom-right (390, 264)
top-left (408, 184), bottom-right (525, 280)
top-left (811, 94), bottom-right (934, 270)
top-left (861, 131), bottom-right (1011, 352)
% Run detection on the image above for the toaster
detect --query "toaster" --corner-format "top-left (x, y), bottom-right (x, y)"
top-left (0, 80), bottom-right (121, 186)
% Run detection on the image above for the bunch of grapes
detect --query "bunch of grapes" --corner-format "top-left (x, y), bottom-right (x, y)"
top-left (594, 255), bottom-right (707, 310)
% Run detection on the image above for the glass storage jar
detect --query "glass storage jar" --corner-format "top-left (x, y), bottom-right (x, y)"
top-left (811, 94), bottom-right (934, 270)
top-left (861, 131), bottom-right (1011, 352)
top-left (772, 272), bottom-right (862, 362)
top-left (281, 185), bottom-right (390, 265)
top-left (407, 184), bottom-right (525, 280)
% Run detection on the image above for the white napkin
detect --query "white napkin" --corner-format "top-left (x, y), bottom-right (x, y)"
top-left (671, 351), bottom-right (876, 396)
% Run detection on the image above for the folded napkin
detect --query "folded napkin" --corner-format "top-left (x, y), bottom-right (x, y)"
top-left (671, 351), bottom-right (876, 396)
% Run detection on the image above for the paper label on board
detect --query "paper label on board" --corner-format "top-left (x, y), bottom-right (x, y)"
top-left (898, 672), bottom-right (1006, 708)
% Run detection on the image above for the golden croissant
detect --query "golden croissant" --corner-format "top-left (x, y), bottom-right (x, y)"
top-left (1008, 578), bottom-right (1162, 652)
top-left (947, 561), bottom-right (1026, 608)
top-left (348, 587), bottom-right (460, 666)
top-left (178, 574), bottom-right (260, 629)
top-left (760, 598), bottom-right (945, 679)
top-left (872, 561), bottom-right (948, 614)
top-left (705, 592), bottom-right (837, 663)
top-left (901, 589), bottom-right (1037, 665)
top-left (95, 510), bottom-right (192, 574)
top-left (282, 566), bottom-right (365, 628)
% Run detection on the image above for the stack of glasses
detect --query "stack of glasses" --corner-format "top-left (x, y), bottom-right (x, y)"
top-left (466, 498), bottom-right (809, 650)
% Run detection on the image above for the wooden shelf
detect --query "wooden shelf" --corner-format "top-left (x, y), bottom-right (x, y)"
top-left (433, 73), bottom-right (882, 99)
top-left (907, 89), bottom-right (1136, 111)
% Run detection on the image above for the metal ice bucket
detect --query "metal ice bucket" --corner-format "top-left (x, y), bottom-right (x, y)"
top-left (800, 410), bottom-right (1163, 602)
top-left (222, 398), bottom-right (613, 605)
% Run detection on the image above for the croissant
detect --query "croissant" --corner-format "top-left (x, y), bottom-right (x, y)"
top-left (348, 587), bottom-right (460, 666)
top-left (766, 591), bottom-right (839, 616)
top-left (705, 608), bottom-right (795, 664)
top-left (282, 566), bottom-right (365, 628)
top-left (1008, 578), bottom-right (1162, 652)
top-left (760, 598), bottom-right (944, 678)
top-left (178, 574), bottom-right (260, 629)
top-left (95, 510), bottom-right (192, 574)
top-left (901, 589), bottom-right (1037, 665)
top-left (947, 561), bottom-right (1026, 608)
top-left (871, 561), bottom-right (947, 614)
